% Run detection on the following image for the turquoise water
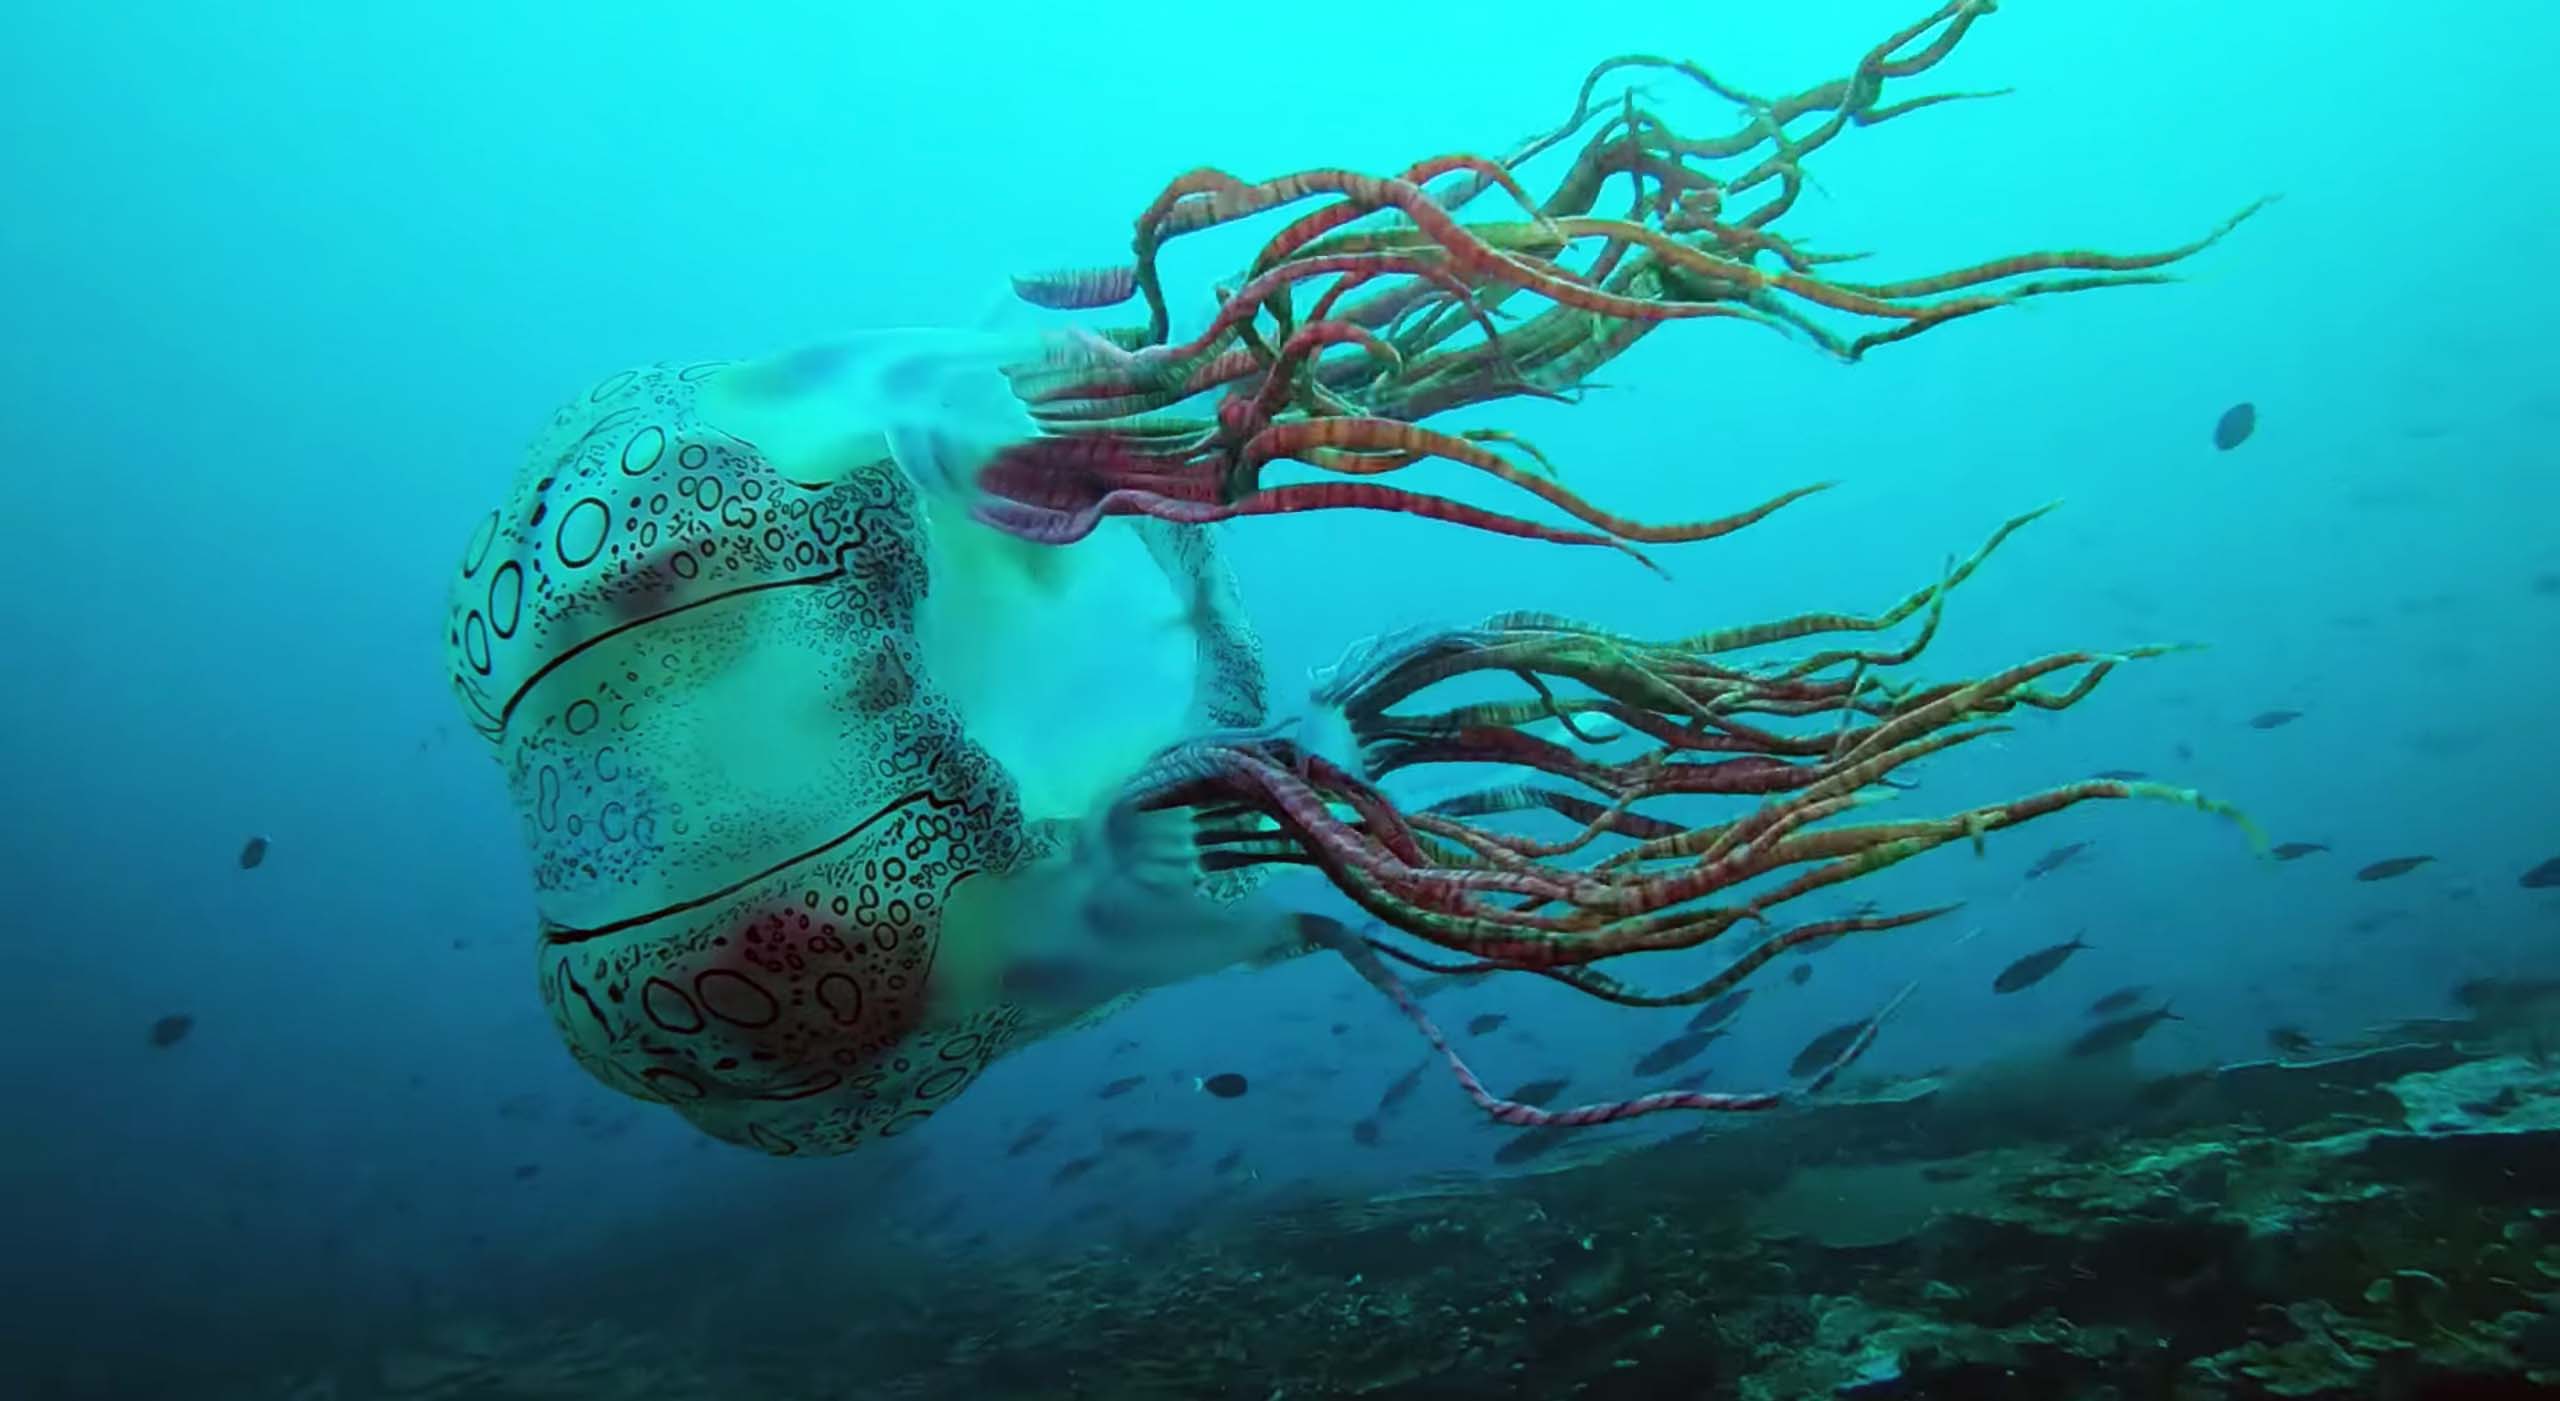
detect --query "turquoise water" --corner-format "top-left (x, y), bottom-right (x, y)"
top-left (2, 3), bottom-right (2553, 1394)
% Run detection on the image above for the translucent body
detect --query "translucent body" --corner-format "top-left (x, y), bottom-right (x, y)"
top-left (446, 349), bottom-right (1269, 1155)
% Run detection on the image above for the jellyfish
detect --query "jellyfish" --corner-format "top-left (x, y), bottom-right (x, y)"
top-left (446, 334), bottom-right (1301, 1156)
top-left (447, 0), bottom-right (2266, 1156)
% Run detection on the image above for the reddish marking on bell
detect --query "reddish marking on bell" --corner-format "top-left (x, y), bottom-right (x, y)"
top-left (707, 903), bottom-right (800, 977)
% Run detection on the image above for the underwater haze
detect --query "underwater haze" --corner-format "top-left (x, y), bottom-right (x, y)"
top-left (3, 2), bottom-right (2557, 1398)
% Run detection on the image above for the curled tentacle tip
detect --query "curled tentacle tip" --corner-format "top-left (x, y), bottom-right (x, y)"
top-left (1619, 544), bottom-right (1668, 578)
top-left (2110, 641), bottom-right (2201, 663)
top-left (1011, 265), bottom-right (1140, 311)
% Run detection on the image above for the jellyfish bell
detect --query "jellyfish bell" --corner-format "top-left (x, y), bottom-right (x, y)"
top-left (447, 338), bottom-right (1290, 1157)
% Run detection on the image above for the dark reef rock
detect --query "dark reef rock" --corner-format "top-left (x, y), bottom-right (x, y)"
top-left (202, 1039), bottom-right (2560, 1400)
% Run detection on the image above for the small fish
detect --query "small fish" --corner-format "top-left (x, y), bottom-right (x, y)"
top-left (1328, 1022), bottom-right (1349, 1036)
top-left (1492, 1126), bottom-right (1577, 1166)
top-left (1005, 1117), bottom-right (1057, 1157)
top-left (1789, 1019), bottom-right (1870, 1079)
top-left (1465, 1013), bottom-right (1508, 1036)
top-left (1788, 964), bottom-right (1813, 987)
top-left (1508, 1077), bottom-right (1571, 1107)
top-left (1686, 989), bottom-right (1750, 1032)
top-left (512, 1163), bottom-right (541, 1181)
top-left (2520, 856), bottom-right (2560, 889)
top-left (1350, 1117), bottom-right (1382, 1147)
top-left (1993, 933), bottom-right (2091, 994)
top-left (2089, 986), bottom-right (2147, 1016)
top-left (2347, 908), bottom-right (2409, 934)
top-left (1919, 1165), bottom-right (1973, 1184)
top-left (2172, 742), bottom-right (2195, 760)
top-left (1109, 1127), bottom-right (1191, 1153)
top-left (1199, 1072), bottom-right (1248, 1099)
top-left (2131, 1068), bottom-right (2215, 1110)
top-left (2267, 1026), bottom-right (2316, 1057)
top-left (2248, 709), bottom-right (2303, 730)
top-left (148, 1014), bottom-right (194, 1048)
top-left (1633, 1029), bottom-right (1722, 1076)
top-left (2067, 1004), bottom-right (2180, 1058)
top-left (2091, 768), bottom-right (2149, 781)
top-left (2356, 855), bottom-right (2435, 882)
top-left (1211, 1147), bottom-right (1245, 1175)
top-left (2024, 841), bottom-right (2093, 880)
top-left (1049, 1155), bottom-right (1101, 1186)
top-left (237, 835), bottom-right (269, 870)
top-left (2271, 842), bottom-right (2329, 861)
top-left (1097, 1075), bottom-right (1147, 1099)
top-left (2212, 401), bottom-right (2256, 450)
top-left (1376, 1059), bottom-right (1430, 1115)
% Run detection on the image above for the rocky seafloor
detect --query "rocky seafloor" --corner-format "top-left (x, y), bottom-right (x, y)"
top-left (222, 1015), bottom-right (2560, 1400)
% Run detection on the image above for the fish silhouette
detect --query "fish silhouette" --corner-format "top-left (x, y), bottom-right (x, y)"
top-left (2212, 402), bottom-right (2256, 450)
top-left (2068, 1004), bottom-right (2180, 1057)
top-left (1789, 1019), bottom-right (1868, 1078)
top-left (1633, 1029), bottom-right (1722, 1076)
top-left (1993, 933), bottom-right (2091, 994)
top-left (1686, 989), bottom-right (1750, 1032)
top-left (2089, 986), bottom-right (2146, 1016)
top-left (2024, 841), bottom-right (2093, 880)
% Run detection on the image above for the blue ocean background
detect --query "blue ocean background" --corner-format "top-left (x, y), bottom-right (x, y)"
top-left (2, 2), bottom-right (2552, 1392)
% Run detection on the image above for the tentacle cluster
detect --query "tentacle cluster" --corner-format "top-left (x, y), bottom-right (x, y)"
top-left (987, 0), bottom-right (2266, 561)
top-left (1116, 508), bottom-right (2264, 1122)
top-left (986, 2), bottom-right (2266, 1132)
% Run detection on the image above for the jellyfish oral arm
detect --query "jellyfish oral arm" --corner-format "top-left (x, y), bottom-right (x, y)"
top-left (968, 2), bottom-right (2265, 563)
top-left (931, 816), bottom-right (1302, 1036)
top-left (1118, 510), bottom-right (2261, 1127)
